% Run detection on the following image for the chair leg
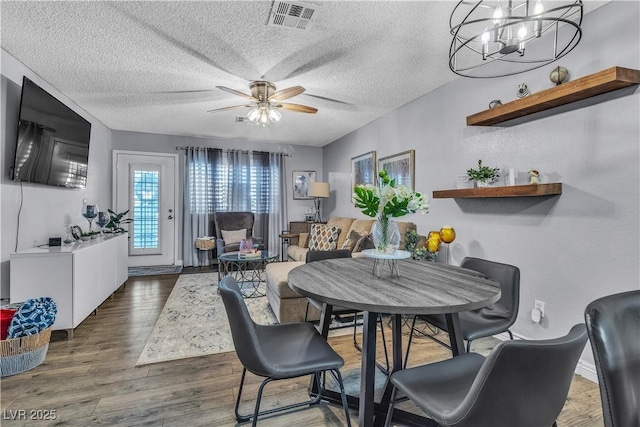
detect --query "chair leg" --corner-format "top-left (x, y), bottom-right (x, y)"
top-left (329, 369), bottom-right (352, 427)
top-left (404, 315), bottom-right (418, 369)
top-left (552, 422), bottom-right (558, 427)
top-left (466, 339), bottom-right (472, 353)
top-left (384, 385), bottom-right (399, 427)
top-left (235, 369), bottom-right (324, 424)
top-left (304, 300), bottom-right (310, 322)
top-left (353, 314), bottom-right (390, 375)
top-left (508, 329), bottom-right (514, 340)
top-left (252, 377), bottom-right (272, 427)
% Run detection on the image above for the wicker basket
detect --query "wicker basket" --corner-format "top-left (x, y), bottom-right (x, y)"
top-left (1, 327), bottom-right (52, 377)
top-left (195, 237), bottom-right (215, 250)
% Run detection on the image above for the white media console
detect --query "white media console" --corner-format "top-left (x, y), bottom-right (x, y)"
top-left (10, 234), bottom-right (128, 339)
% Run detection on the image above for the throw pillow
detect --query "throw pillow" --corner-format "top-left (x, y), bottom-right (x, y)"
top-left (357, 234), bottom-right (376, 252)
top-left (221, 229), bottom-right (247, 245)
top-left (341, 229), bottom-right (368, 252)
top-left (308, 224), bottom-right (340, 251)
top-left (298, 232), bottom-right (310, 248)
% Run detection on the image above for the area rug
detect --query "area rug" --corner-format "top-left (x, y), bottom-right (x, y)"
top-left (128, 265), bottom-right (183, 277)
top-left (136, 273), bottom-right (358, 366)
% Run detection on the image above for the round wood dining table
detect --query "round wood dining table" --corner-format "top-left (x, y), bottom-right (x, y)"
top-left (288, 257), bottom-right (501, 427)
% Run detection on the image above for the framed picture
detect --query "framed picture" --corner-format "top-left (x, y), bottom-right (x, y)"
top-left (351, 151), bottom-right (377, 200)
top-left (293, 170), bottom-right (316, 199)
top-left (378, 149), bottom-right (415, 191)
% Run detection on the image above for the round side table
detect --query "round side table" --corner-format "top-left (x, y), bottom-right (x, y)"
top-left (279, 232), bottom-right (299, 262)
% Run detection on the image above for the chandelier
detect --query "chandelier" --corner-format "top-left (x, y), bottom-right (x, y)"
top-left (247, 102), bottom-right (281, 127)
top-left (449, 0), bottom-right (583, 78)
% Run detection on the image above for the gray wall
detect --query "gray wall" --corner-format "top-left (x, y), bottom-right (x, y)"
top-left (112, 130), bottom-right (323, 263)
top-left (323, 2), bottom-right (639, 370)
top-left (1, 50), bottom-right (113, 300)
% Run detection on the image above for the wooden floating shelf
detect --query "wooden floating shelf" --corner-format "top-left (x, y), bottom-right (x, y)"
top-left (433, 183), bottom-right (562, 199)
top-left (467, 66), bottom-right (640, 126)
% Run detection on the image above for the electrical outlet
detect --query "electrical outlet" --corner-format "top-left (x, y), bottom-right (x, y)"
top-left (534, 300), bottom-right (545, 318)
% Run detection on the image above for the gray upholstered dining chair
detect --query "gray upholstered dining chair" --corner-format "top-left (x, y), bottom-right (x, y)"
top-left (213, 211), bottom-right (263, 254)
top-left (584, 290), bottom-right (640, 427)
top-left (304, 249), bottom-right (390, 373)
top-left (218, 275), bottom-right (351, 427)
top-left (384, 324), bottom-right (588, 427)
top-left (405, 256), bottom-right (520, 361)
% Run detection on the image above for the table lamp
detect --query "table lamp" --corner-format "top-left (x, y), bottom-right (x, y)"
top-left (308, 182), bottom-right (330, 223)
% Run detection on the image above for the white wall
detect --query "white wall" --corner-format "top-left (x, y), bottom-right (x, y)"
top-left (323, 1), bottom-right (640, 371)
top-left (1, 50), bottom-right (113, 301)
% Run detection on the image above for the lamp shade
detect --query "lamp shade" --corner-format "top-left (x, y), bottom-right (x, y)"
top-left (308, 182), bottom-right (330, 198)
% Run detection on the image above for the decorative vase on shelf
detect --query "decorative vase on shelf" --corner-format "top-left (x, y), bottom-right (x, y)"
top-left (476, 180), bottom-right (490, 188)
top-left (372, 214), bottom-right (401, 254)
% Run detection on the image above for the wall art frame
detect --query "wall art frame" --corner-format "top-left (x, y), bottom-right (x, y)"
top-left (351, 151), bottom-right (377, 201)
top-left (292, 170), bottom-right (316, 199)
top-left (378, 149), bottom-right (415, 191)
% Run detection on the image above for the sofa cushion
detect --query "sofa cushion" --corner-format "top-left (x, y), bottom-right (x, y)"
top-left (298, 232), bottom-right (309, 248)
top-left (341, 229), bottom-right (368, 252)
top-left (346, 219), bottom-right (375, 236)
top-left (265, 261), bottom-right (305, 299)
top-left (287, 245), bottom-right (309, 262)
top-left (326, 217), bottom-right (355, 249)
top-left (308, 224), bottom-right (340, 251)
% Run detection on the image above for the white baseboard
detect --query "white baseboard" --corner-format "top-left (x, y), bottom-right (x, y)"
top-left (492, 331), bottom-right (598, 384)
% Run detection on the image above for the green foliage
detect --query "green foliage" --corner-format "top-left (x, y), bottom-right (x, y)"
top-left (105, 209), bottom-right (133, 233)
top-left (466, 160), bottom-right (500, 183)
top-left (353, 170), bottom-right (429, 219)
top-left (405, 229), bottom-right (435, 261)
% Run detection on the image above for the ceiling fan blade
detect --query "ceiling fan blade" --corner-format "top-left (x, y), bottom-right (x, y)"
top-left (268, 86), bottom-right (306, 102)
top-left (275, 103), bottom-right (318, 114)
top-left (207, 105), bottom-right (252, 113)
top-left (216, 86), bottom-right (257, 101)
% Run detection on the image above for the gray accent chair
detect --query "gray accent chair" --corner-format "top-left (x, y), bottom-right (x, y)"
top-left (218, 276), bottom-right (351, 427)
top-left (384, 324), bottom-right (588, 427)
top-left (213, 211), bottom-right (263, 254)
top-left (406, 256), bottom-right (520, 359)
top-left (585, 290), bottom-right (640, 427)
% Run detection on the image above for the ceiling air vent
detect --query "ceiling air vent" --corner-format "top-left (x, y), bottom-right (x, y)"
top-left (267, 1), bottom-right (317, 30)
top-left (235, 116), bottom-right (251, 123)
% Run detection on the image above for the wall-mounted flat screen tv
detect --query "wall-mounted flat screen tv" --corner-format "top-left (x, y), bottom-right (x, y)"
top-left (12, 76), bottom-right (91, 189)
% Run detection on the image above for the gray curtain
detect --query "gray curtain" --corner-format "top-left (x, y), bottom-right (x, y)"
top-left (182, 147), bottom-right (220, 266)
top-left (268, 152), bottom-right (287, 254)
top-left (182, 148), bottom-right (287, 265)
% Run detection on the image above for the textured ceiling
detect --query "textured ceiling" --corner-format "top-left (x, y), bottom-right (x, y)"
top-left (0, 1), bottom-right (605, 147)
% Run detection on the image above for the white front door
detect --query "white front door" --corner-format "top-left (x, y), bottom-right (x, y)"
top-left (114, 151), bottom-right (178, 267)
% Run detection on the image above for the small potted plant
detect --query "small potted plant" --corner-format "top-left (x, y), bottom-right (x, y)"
top-left (467, 160), bottom-right (500, 187)
top-left (104, 209), bottom-right (133, 234)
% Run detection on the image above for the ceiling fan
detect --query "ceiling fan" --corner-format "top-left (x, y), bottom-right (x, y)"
top-left (207, 81), bottom-right (318, 127)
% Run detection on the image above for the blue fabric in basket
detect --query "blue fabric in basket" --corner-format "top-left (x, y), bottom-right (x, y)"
top-left (7, 297), bottom-right (57, 339)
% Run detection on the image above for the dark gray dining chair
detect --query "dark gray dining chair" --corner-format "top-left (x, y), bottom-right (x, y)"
top-left (218, 275), bottom-right (351, 427)
top-left (585, 290), bottom-right (640, 427)
top-left (385, 324), bottom-right (588, 427)
top-left (304, 249), bottom-right (389, 373)
top-left (405, 256), bottom-right (520, 361)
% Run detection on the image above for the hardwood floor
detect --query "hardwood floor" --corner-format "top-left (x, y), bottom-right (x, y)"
top-left (0, 274), bottom-right (603, 426)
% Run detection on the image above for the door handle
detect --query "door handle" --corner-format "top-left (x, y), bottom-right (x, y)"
top-left (168, 215), bottom-right (174, 220)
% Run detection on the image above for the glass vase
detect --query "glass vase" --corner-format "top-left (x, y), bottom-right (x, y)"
top-left (372, 214), bottom-right (401, 254)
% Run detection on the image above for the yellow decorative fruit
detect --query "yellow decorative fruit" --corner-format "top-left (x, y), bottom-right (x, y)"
top-left (439, 226), bottom-right (456, 244)
top-left (427, 237), bottom-right (441, 253)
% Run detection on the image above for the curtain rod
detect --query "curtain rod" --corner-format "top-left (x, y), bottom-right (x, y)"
top-left (175, 146), bottom-right (291, 157)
